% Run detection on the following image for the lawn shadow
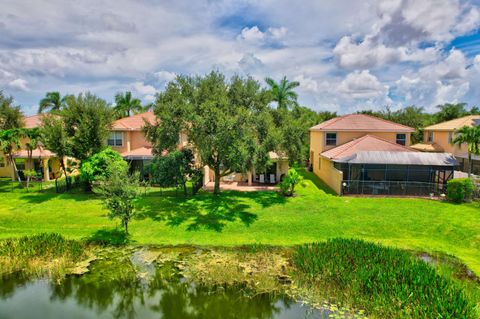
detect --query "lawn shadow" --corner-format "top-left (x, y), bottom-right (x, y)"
top-left (137, 192), bottom-right (259, 232)
top-left (85, 228), bottom-right (130, 246)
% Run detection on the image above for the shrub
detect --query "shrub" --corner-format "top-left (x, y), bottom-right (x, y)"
top-left (80, 148), bottom-right (128, 185)
top-left (447, 178), bottom-right (475, 203)
top-left (293, 239), bottom-right (475, 318)
top-left (279, 168), bottom-right (302, 196)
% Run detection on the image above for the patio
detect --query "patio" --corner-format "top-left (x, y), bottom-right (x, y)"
top-left (203, 181), bottom-right (279, 192)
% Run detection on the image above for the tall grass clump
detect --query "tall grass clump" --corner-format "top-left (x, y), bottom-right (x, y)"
top-left (0, 233), bottom-right (87, 278)
top-left (293, 238), bottom-right (476, 319)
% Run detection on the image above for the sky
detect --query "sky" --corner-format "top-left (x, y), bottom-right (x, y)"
top-left (1, 0), bottom-right (480, 115)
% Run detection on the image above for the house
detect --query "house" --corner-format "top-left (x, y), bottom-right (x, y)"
top-left (111, 112), bottom-right (289, 187)
top-left (109, 111), bottom-right (188, 178)
top-left (0, 115), bottom-right (63, 181)
top-left (411, 115), bottom-right (480, 175)
top-left (309, 114), bottom-right (457, 195)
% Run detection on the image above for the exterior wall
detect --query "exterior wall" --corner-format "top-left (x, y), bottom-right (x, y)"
top-left (424, 130), bottom-right (467, 155)
top-left (0, 154), bottom-right (13, 179)
top-left (309, 130), bottom-right (411, 194)
top-left (317, 156), bottom-right (343, 194)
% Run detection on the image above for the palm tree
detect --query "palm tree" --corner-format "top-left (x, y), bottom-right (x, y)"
top-left (265, 76), bottom-right (300, 110)
top-left (452, 126), bottom-right (480, 177)
top-left (38, 92), bottom-right (66, 114)
top-left (0, 129), bottom-right (22, 182)
top-left (114, 91), bottom-right (143, 118)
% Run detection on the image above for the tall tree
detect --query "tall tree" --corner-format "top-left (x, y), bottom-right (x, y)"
top-left (61, 93), bottom-right (114, 161)
top-left (113, 91), bottom-right (143, 119)
top-left (0, 91), bottom-right (24, 130)
top-left (144, 71), bottom-right (275, 194)
top-left (21, 127), bottom-right (42, 186)
top-left (0, 129), bottom-right (22, 182)
top-left (265, 76), bottom-right (300, 110)
top-left (38, 92), bottom-right (67, 114)
top-left (41, 115), bottom-right (72, 179)
top-left (452, 126), bottom-right (480, 177)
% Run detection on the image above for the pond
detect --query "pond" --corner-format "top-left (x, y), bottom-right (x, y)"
top-left (0, 255), bottom-right (331, 319)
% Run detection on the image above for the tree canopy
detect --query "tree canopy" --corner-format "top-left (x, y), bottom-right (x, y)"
top-left (0, 92), bottom-right (24, 130)
top-left (452, 126), bottom-right (480, 176)
top-left (145, 71), bottom-right (278, 194)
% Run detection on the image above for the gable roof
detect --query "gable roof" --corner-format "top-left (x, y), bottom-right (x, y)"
top-left (24, 114), bottom-right (44, 129)
top-left (321, 135), bottom-right (417, 160)
top-left (424, 115), bottom-right (480, 131)
top-left (310, 114), bottom-right (414, 132)
top-left (112, 111), bottom-right (156, 131)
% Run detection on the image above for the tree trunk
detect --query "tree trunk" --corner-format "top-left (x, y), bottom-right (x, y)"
top-left (9, 155), bottom-right (21, 183)
top-left (125, 221), bottom-right (129, 235)
top-left (468, 152), bottom-right (472, 177)
top-left (214, 165), bottom-right (221, 195)
top-left (60, 157), bottom-right (68, 179)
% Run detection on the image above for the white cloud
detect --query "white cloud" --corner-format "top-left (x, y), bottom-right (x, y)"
top-left (238, 26), bottom-right (265, 42)
top-left (132, 81), bottom-right (156, 96)
top-left (339, 70), bottom-right (388, 99)
top-left (8, 78), bottom-right (29, 91)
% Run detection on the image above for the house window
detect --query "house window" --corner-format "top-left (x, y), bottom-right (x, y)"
top-left (426, 131), bottom-right (434, 143)
top-left (0, 157), bottom-right (4, 168)
top-left (396, 133), bottom-right (406, 146)
top-left (325, 133), bottom-right (337, 146)
top-left (108, 132), bottom-right (123, 147)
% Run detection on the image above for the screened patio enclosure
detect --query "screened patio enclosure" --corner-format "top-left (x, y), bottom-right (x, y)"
top-left (333, 151), bottom-right (457, 196)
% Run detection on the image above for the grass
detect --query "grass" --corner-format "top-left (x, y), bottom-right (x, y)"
top-left (0, 168), bottom-right (479, 277)
top-left (293, 239), bottom-right (476, 318)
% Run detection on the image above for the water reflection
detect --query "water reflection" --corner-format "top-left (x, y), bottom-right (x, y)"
top-left (0, 260), bottom-right (325, 319)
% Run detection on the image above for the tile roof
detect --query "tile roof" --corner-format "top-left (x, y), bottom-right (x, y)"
top-left (321, 135), bottom-right (417, 160)
top-left (23, 114), bottom-right (44, 128)
top-left (424, 115), bottom-right (480, 131)
top-left (112, 111), bottom-right (156, 131)
top-left (310, 114), bottom-right (414, 132)
top-left (13, 147), bottom-right (55, 158)
top-left (410, 142), bottom-right (444, 152)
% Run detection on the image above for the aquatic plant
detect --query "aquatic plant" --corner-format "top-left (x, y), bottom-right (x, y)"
top-left (293, 238), bottom-right (476, 318)
top-left (0, 233), bottom-right (87, 278)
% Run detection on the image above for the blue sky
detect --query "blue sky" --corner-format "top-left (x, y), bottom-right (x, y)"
top-left (1, 0), bottom-right (480, 115)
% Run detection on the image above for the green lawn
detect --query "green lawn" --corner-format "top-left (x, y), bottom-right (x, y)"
top-left (1, 170), bottom-right (479, 274)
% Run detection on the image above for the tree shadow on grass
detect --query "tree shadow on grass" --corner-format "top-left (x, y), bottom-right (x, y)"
top-left (85, 228), bottom-right (130, 246)
top-left (137, 193), bottom-right (259, 232)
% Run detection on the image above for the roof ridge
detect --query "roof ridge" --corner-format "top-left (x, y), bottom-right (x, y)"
top-left (358, 113), bottom-right (414, 130)
top-left (331, 135), bottom-right (370, 158)
top-left (363, 133), bottom-right (417, 152)
top-left (320, 114), bottom-right (349, 129)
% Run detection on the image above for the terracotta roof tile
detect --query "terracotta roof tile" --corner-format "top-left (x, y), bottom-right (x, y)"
top-left (310, 114), bottom-right (414, 132)
top-left (410, 142), bottom-right (444, 152)
top-left (23, 114), bottom-right (44, 129)
top-left (424, 115), bottom-right (480, 131)
top-left (112, 111), bottom-right (156, 131)
top-left (13, 147), bottom-right (55, 158)
top-left (321, 135), bottom-right (417, 160)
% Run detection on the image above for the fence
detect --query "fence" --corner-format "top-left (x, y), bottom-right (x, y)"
top-left (54, 175), bottom-right (85, 193)
top-left (342, 180), bottom-right (446, 196)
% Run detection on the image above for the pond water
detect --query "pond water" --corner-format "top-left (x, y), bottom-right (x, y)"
top-left (0, 259), bottom-right (330, 319)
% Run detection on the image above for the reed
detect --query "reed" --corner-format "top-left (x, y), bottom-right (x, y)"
top-left (293, 238), bottom-right (476, 318)
top-left (0, 233), bottom-right (87, 278)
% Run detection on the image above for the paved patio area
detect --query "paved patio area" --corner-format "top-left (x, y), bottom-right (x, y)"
top-left (203, 181), bottom-right (279, 192)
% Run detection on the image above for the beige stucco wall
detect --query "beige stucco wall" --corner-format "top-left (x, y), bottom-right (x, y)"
top-left (316, 156), bottom-right (343, 194)
top-left (424, 130), bottom-right (466, 155)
